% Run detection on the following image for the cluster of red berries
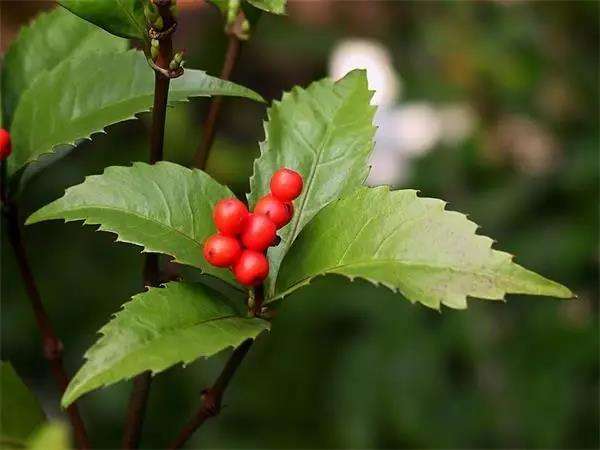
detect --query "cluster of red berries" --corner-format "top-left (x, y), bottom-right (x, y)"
top-left (203, 168), bottom-right (303, 286)
top-left (0, 129), bottom-right (11, 160)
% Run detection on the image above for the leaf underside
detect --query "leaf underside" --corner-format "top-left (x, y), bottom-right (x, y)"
top-left (62, 282), bottom-right (269, 407)
top-left (27, 161), bottom-right (238, 285)
top-left (9, 49), bottom-right (264, 177)
top-left (246, 0), bottom-right (286, 14)
top-left (59, 0), bottom-right (147, 41)
top-left (1, 7), bottom-right (127, 127)
top-left (0, 361), bottom-right (46, 443)
top-left (276, 187), bottom-right (573, 309)
top-left (248, 69), bottom-right (376, 299)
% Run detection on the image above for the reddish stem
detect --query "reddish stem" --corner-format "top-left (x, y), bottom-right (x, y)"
top-left (168, 339), bottom-right (254, 450)
top-left (168, 286), bottom-right (263, 449)
top-left (122, 1), bottom-right (178, 448)
top-left (192, 15), bottom-right (244, 170)
top-left (4, 200), bottom-right (90, 449)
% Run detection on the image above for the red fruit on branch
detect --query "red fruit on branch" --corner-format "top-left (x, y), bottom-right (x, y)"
top-left (213, 198), bottom-right (249, 235)
top-left (233, 250), bottom-right (269, 286)
top-left (203, 234), bottom-right (242, 267)
top-left (270, 168), bottom-right (303, 202)
top-left (241, 213), bottom-right (277, 252)
top-left (0, 128), bottom-right (12, 160)
top-left (254, 194), bottom-right (293, 229)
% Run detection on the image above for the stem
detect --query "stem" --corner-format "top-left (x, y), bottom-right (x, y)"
top-left (192, 14), bottom-right (244, 170)
top-left (168, 339), bottom-right (254, 450)
top-left (169, 13), bottom-right (259, 447)
top-left (122, 1), bottom-right (178, 448)
top-left (168, 286), bottom-right (263, 449)
top-left (149, 74), bottom-right (171, 164)
top-left (3, 199), bottom-right (90, 449)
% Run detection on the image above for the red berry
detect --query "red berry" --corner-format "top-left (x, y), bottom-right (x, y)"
top-left (233, 250), bottom-right (269, 286)
top-left (0, 129), bottom-right (11, 160)
top-left (254, 194), bottom-right (293, 229)
top-left (203, 234), bottom-right (242, 267)
top-left (241, 213), bottom-right (277, 251)
top-left (213, 198), bottom-right (248, 235)
top-left (270, 168), bottom-right (303, 202)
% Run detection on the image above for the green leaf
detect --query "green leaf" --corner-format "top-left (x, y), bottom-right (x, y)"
top-left (0, 362), bottom-right (46, 443)
top-left (210, 0), bottom-right (285, 18)
top-left (27, 161), bottom-right (239, 284)
top-left (209, 0), bottom-right (230, 16)
top-left (248, 70), bottom-right (376, 298)
top-left (27, 423), bottom-right (69, 450)
top-left (276, 187), bottom-right (574, 309)
top-left (246, 0), bottom-right (286, 14)
top-left (62, 282), bottom-right (269, 407)
top-left (9, 49), bottom-right (264, 177)
top-left (1, 7), bottom-right (127, 127)
top-left (59, 0), bottom-right (146, 41)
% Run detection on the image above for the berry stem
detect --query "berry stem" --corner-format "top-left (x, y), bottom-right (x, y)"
top-left (1, 195), bottom-right (91, 449)
top-left (123, 1), bottom-right (180, 448)
top-left (192, 11), bottom-right (246, 170)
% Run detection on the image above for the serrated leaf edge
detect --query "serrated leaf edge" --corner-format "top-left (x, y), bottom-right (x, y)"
top-left (10, 49), bottom-right (264, 176)
top-left (271, 185), bottom-right (575, 310)
top-left (247, 70), bottom-right (376, 298)
top-left (25, 162), bottom-right (243, 290)
top-left (62, 282), bottom-right (269, 407)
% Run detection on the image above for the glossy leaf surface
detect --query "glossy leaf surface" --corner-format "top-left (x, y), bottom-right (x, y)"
top-left (27, 162), bottom-right (238, 284)
top-left (62, 282), bottom-right (269, 407)
top-left (248, 70), bottom-right (376, 298)
top-left (9, 49), bottom-right (263, 177)
top-left (1, 7), bottom-right (126, 127)
top-left (60, 0), bottom-right (146, 41)
top-left (276, 187), bottom-right (573, 309)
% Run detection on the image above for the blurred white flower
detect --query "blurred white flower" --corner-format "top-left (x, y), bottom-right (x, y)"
top-left (438, 103), bottom-right (477, 146)
top-left (382, 103), bottom-right (443, 156)
top-left (485, 115), bottom-right (561, 174)
top-left (366, 143), bottom-right (410, 187)
top-left (329, 39), bottom-right (401, 106)
top-left (328, 39), bottom-right (478, 186)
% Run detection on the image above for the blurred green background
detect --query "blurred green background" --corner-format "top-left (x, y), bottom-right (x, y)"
top-left (2, 1), bottom-right (598, 448)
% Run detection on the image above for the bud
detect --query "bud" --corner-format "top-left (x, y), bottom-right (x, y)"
top-left (241, 19), bottom-right (250, 35)
top-left (150, 45), bottom-right (159, 60)
top-left (169, 59), bottom-right (178, 70)
top-left (226, 0), bottom-right (240, 26)
top-left (144, 2), bottom-right (159, 22)
top-left (153, 15), bottom-right (164, 31)
top-left (173, 51), bottom-right (183, 64)
top-left (151, 38), bottom-right (159, 48)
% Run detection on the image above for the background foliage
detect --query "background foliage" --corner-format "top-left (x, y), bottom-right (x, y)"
top-left (2, 1), bottom-right (598, 449)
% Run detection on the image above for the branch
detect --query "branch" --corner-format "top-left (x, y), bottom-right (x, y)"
top-left (122, 1), bottom-right (181, 448)
top-left (168, 286), bottom-right (264, 449)
top-left (192, 12), bottom-right (246, 170)
top-left (169, 8), bottom-right (262, 450)
top-left (2, 195), bottom-right (90, 449)
top-left (168, 339), bottom-right (254, 450)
